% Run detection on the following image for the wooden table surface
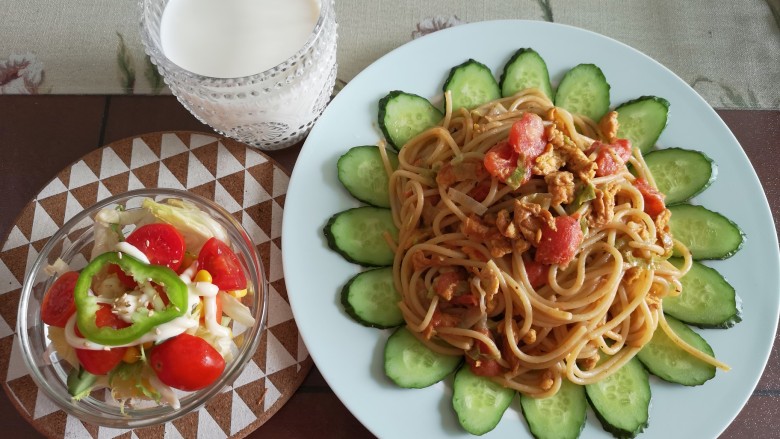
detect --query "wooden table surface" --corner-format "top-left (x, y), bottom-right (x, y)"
top-left (1, 95), bottom-right (778, 438)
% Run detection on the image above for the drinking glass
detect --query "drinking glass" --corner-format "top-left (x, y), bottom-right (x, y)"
top-left (139, 0), bottom-right (338, 151)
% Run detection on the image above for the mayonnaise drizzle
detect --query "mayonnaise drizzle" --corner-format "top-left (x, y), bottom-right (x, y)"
top-left (115, 241), bottom-right (150, 264)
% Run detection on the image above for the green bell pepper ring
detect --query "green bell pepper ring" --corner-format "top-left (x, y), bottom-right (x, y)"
top-left (74, 252), bottom-right (188, 346)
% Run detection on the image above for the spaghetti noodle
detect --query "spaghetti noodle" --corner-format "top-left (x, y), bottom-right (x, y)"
top-left (381, 88), bottom-right (727, 398)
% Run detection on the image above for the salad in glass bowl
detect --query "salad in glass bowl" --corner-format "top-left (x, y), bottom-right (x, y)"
top-left (17, 189), bottom-right (267, 428)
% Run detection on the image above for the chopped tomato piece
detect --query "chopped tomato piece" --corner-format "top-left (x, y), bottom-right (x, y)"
top-left (467, 179), bottom-right (492, 202)
top-left (523, 257), bottom-right (549, 289)
top-left (450, 293), bottom-right (479, 307)
top-left (589, 139), bottom-right (633, 177)
top-left (535, 215), bottom-right (584, 266)
top-left (466, 355), bottom-right (502, 377)
top-left (484, 141), bottom-right (529, 189)
top-left (433, 270), bottom-right (466, 301)
top-left (509, 112), bottom-right (547, 161)
top-left (466, 328), bottom-right (502, 377)
top-left (633, 178), bottom-right (666, 218)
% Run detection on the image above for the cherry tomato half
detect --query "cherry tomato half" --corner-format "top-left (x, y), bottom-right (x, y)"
top-left (126, 223), bottom-right (186, 271)
top-left (41, 271), bottom-right (80, 328)
top-left (75, 304), bottom-right (130, 375)
top-left (197, 237), bottom-right (247, 291)
top-left (150, 333), bottom-right (225, 391)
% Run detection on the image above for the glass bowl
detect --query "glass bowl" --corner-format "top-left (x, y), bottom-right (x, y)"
top-left (16, 189), bottom-right (268, 428)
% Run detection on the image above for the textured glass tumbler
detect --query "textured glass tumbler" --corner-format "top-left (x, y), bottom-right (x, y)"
top-left (140, 0), bottom-right (338, 151)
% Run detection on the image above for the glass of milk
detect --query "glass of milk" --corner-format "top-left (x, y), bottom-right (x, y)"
top-left (140, 0), bottom-right (337, 151)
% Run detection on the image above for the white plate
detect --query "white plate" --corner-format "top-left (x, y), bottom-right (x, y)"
top-left (282, 20), bottom-right (779, 438)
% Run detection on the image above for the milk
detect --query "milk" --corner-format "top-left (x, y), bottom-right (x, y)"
top-left (160, 0), bottom-right (320, 78)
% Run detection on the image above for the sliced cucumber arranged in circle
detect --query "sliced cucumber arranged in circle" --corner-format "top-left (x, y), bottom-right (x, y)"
top-left (443, 58), bottom-right (501, 111)
top-left (384, 326), bottom-right (461, 389)
top-left (637, 315), bottom-right (717, 386)
top-left (664, 258), bottom-right (741, 328)
top-left (554, 63), bottom-right (610, 122)
top-left (520, 379), bottom-right (587, 439)
top-left (668, 204), bottom-right (745, 260)
top-left (337, 145), bottom-right (398, 208)
top-left (586, 356), bottom-right (650, 439)
top-left (500, 48), bottom-right (554, 99)
top-left (341, 267), bottom-right (404, 328)
top-left (616, 96), bottom-right (670, 154)
top-left (643, 148), bottom-right (716, 205)
top-left (378, 90), bottom-right (443, 150)
top-left (323, 206), bottom-right (399, 266)
top-left (452, 366), bottom-right (515, 435)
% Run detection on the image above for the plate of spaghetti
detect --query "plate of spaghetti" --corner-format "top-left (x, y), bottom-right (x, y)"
top-left (282, 20), bottom-right (779, 438)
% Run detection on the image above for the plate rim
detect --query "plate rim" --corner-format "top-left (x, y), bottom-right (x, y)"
top-left (283, 19), bottom-right (780, 439)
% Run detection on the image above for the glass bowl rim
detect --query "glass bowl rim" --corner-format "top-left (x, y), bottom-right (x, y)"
top-left (16, 188), bottom-right (269, 428)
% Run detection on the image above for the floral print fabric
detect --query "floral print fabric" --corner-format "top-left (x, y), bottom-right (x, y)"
top-left (0, 0), bottom-right (778, 109)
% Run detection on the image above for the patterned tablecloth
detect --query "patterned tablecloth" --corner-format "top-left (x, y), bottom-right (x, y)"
top-left (1, 0), bottom-right (779, 109)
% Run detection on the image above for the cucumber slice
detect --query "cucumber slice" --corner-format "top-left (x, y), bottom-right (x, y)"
top-left (378, 91), bottom-right (443, 150)
top-left (443, 59), bottom-right (501, 110)
top-left (323, 207), bottom-right (399, 266)
top-left (341, 267), bottom-right (403, 328)
top-left (384, 327), bottom-right (461, 388)
top-left (668, 204), bottom-right (745, 260)
top-left (616, 96), bottom-right (670, 154)
top-left (452, 366), bottom-right (515, 435)
top-left (499, 48), bottom-right (553, 99)
top-left (636, 315), bottom-right (716, 386)
top-left (520, 379), bottom-right (587, 439)
top-left (585, 357), bottom-right (650, 439)
top-left (337, 145), bottom-right (398, 208)
top-left (644, 148), bottom-right (716, 204)
top-left (554, 63), bottom-right (610, 122)
top-left (664, 258), bottom-right (741, 328)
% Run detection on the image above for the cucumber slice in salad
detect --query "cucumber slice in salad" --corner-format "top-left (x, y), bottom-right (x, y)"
top-left (520, 379), bottom-right (587, 439)
top-left (323, 206), bottom-right (399, 266)
top-left (616, 96), bottom-right (670, 154)
top-left (668, 204), bottom-right (745, 260)
top-left (384, 326), bottom-right (461, 388)
top-left (341, 267), bottom-right (403, 328)
top-left (664, 258), bottom-right (741, 328)
top-left (443, 59), bottom-right (501, 110)
top-left (452, 366), bottom-right (515, 435)
top-left (643, 148), bottom-right (716, 205)
top-left (637, 315), bottom-right (717, 386)
top-left (585, 356), bottom-right (650, 439)
top-left (500, 48), bottom-right (554, 99)
top-left (554, 63), bottom-right (610, 122)
top-left (337, 145), bottom-right (398, 208)
top-left (378, 91), bottom-right (443, 150)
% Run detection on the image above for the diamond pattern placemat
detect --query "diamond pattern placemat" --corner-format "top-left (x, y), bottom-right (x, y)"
top-left (0, 132), bottom-right (312, 438)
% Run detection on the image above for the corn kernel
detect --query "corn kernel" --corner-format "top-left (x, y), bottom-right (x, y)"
top-left (122, 345), bottom-right (140, 364)
top-left (229, 289), bottom-right (248, 298)
top-left (194, 270), bottom-right (212, 283)
top-left (141, 341), bottom-right (154, 350)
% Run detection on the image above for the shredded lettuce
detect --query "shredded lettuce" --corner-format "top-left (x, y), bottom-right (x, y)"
top-left (43, 258), bottom-right (71, 277)
top-left (142, 198), bottom-right (230, 253)
top-left (220, 291), bottom-right (256, 327)
top-left (91, 206), bottom-right (152, 259)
